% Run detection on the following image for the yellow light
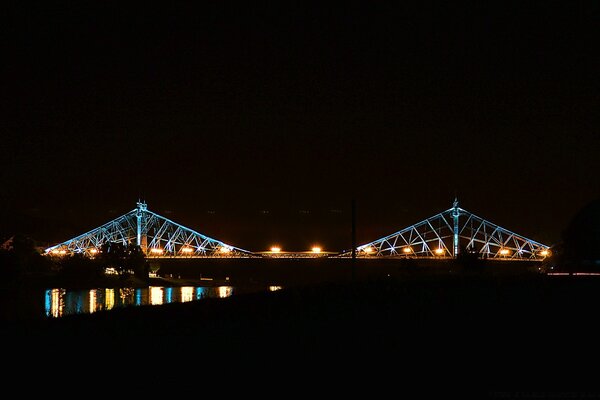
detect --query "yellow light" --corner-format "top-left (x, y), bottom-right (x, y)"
top-left (89, 290), bottom-right (97, 314)
top-left (50, 288), bottom-right (64, 318)
top-left (218, 286), bottom-right (233, 298)
top-left (51, 249), bottom-right (60, 255)
top-left (150, 248), bottom-right (163, 254)
top-left (89, 248), bottom-right (98, 254)
top-left (434, 248), bottom-right (445, 255)
top-left (540, 250), bottom-right (550, 257)
top-left (311, 246), bottom-right (322, 253)
top-left (181, 287), bottom-right (194, 302)
top-left (270, 246), bottom-right (281, 253)
top-left (181, 247), bottom-right (194, 253)
top-left (363, 246), bottom-right (374, 254)
top-left (402, 246), bottom-right (412, 254)
top-left (58, 250), bottom-right (67, 255)
top-left (105, 288), bottom-right (115, 310)
top-left (499, 249), bottom-right (510, 256)
top-left (150, 287), bottom-right (163, 305)
top-left (220, 246), bottom-right (232, 254)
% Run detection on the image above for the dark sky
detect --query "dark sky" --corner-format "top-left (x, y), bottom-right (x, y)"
top-left (1, 1), bottom-right (598, 251)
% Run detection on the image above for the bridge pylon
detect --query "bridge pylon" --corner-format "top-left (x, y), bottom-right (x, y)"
top-left (45, 202), bottom-right (254, 258)
top-left (343, 200), bottom-right (550, 260)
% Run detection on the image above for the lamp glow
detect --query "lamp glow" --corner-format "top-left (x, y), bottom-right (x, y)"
top-left (270, 246), bottom-right (281, 253)
top-left (311, 246), bottom-right (322, 253)
top-left (434, 248), bottom-right (445, 255)
top-left (499, 249), bottom-right (510, 256)
top-left (402, 246), bottom-right (412, 254)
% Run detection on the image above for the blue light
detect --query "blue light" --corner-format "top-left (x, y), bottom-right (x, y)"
top-left (44, 289), bottom-right (52, 317)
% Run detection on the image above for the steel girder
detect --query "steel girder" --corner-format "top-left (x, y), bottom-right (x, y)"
top-left (347, 201), bottom-right (550, 260)
top-left (45, 202), bottom-right (254, 258)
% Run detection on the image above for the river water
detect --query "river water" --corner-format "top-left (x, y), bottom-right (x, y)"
top-left (44, 285), bottom-right (283, 318)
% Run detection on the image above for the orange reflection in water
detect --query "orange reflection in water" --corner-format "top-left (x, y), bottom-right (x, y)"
top-left (181, 287), bottom-right (194, 303)
top-left (150, 287), bottom-right (164, 305)
top-left (105, 288), bottom-right (115, 310)
top-left (217, 286), bottom-right (233, 298)
top-left (49, 288), bottom-right (64, 317)
top-left (89, 289), bottom-right (97, 313)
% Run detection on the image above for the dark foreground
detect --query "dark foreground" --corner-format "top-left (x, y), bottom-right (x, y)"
top-left (3, 263), bottom-right (600, 396)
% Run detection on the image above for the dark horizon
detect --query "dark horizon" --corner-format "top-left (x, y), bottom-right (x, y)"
top-left (1, 1), bottom-right (598, 251)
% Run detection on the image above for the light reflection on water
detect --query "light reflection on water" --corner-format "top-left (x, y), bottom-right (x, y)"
top-left (44, 286), bottom-right (234, 318)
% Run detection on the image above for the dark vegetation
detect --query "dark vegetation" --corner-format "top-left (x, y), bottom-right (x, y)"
top-left (0, 235), bottom-right (150, 289)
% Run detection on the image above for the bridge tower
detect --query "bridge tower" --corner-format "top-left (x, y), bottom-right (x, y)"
top-left (136, 200), bottom-right (147, 252)
top-left (453, 198), bottom-right (460, 258)
top-left (45, 201), bottom-right (253, 257)
top-left (347, 199), bottom-right (550, 260)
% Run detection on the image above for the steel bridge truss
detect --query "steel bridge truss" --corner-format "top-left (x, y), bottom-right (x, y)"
top-left (45, 202), bottom-right (253, 258)
top-left (351, 200), bottom-right (549, 260)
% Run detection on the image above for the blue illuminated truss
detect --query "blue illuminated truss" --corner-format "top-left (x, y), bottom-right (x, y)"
top-left (45, 202), bottom-right (254, 258)
top-left (345, 199), bottom-right (550, 260)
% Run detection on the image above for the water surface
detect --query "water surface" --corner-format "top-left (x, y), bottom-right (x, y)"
top-left (44, 286), bottom-right (236, 318)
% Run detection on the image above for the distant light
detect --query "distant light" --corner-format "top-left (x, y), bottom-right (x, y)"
top-left (402, 246), bottom-right (412, 254)
top-left (499, 249), bottom-right (510, 256)
top-left (540, 250), bottom-right (550, 257)
top-left (181, 247), bottom-right (194, 253)
top-left (220, 247), bottom-right (232, 254)
top-left (311, 246), bottom-right (322, 253)
top-left (363, 246), bottom-right (374, 254)
top-left (150, 248), bottom-right (163, 254)
top-left (89, 248), bottom-right (98, 254)
top-left (51, 249), bottom-right (61, 255)
top-left (573, 272), bottom-right (600, 276)
top-left (270, 246), bottom-right (281, 253)
top-left (269, 286), bottom-right (282, 291)
top-left (58, 250), bottom-right (67, 255)
top-left (434, 248), bottom-right (445, 255)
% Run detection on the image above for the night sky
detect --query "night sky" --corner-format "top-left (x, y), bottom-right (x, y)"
top-left (1, 1), bottom-right (598, 252)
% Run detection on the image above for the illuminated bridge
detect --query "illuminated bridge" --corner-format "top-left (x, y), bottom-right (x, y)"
top-left (45, 201), bottom-right (254, 258)
top-left (45, 199), bottom-right (550, 261)
top-left (342, 199), bottom-right (550, 261)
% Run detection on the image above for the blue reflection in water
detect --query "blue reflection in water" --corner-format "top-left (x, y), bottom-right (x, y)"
top-left (64, 292), bottom-right (83, 315)
top-left (44, 286), bottom-right (236, 318)
top-left (45, 289), bottom-right (52, 316)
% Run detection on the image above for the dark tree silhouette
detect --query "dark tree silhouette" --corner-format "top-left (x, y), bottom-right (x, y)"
top-left (97, 242), bottom-right (149, 281)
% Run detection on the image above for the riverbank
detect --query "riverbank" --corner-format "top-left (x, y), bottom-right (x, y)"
top-left (6, 272), bottom-right (600, 380)
top-left (0, 258), bottom-right (542, 321)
